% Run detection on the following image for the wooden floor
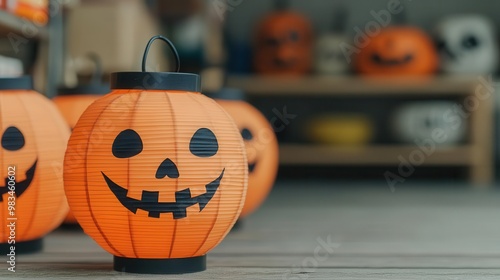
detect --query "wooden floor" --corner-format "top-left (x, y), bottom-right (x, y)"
top-left (3, 181), bottom-right (500, 279)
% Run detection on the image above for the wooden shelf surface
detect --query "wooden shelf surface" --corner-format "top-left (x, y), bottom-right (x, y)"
top-left (0, 10), bottom-right (47, 39)
top-left (279, 144), bottom-right (476, 166)
top-left (227, 75), bottom-right (484, 96)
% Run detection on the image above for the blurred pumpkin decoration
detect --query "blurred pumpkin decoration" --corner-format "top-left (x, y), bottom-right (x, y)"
top-left (206, 88), bottom-right (279, 223)
top-left (0, 76), bottom-right (70, 254)
top-left (434, 15), bottom-right (499, 75)
top-left (53, 54), bottom-right (109, 225)
top-left (392, 101), bottom-right (467, 145)
top-left (64, 36), bottom-right (247, 274)
top-left (314, 7), bottom-right (350, 75)
top-left (254, 0), bottom-right (313, 76)
top-left (355, 26), bottom-right (439, 76)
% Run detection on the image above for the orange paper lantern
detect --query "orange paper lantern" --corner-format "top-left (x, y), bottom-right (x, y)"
top-left (64, 36), bottom-right (247, 274)
top-left (253, 1), bottom-right (313, 76)
top-left (54, 57), bottom-right (109, 225)
top-left (354, 26), bottom-right (438, 76)
top-left (0, 77), bottom-right (70, 254)
top-left (207, 89), bottom-right (278, 221)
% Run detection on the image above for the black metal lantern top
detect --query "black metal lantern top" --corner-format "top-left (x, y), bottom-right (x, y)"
top-left (110, 35), bottom-right (201, 92)
top-left (205, 88), bottom-right (247, 101)
top-left (0, 76), bottom-right (33, 90)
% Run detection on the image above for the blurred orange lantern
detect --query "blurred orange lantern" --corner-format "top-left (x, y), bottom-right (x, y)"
top-left (54, 55), bottom-right (109, 225)
top-left (207, 89), bottom-right (278, 222)
top-left (0, 76), bottom-right (70, 254)
top-left (355, 27), bottom-right (438, 76)
top-left (64, 36), bottom-right (247, 274)
top-left (254, 0), bottom-right (313, 76)
top-left (5, 0), bottom-right (49, 25)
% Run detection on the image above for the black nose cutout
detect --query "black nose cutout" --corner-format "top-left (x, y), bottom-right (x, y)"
top-left (462, 35), bottom-right (480, 50)
top-left (2, 126), bottom-right (25, 151)
top-left (156, 158), bottom-right (179, 179)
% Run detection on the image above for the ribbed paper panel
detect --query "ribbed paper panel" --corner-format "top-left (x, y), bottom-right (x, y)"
top-left (64, 90), bottom-right (248, 259)
top-left (54, 94), bottom-right (101, 224)
top-left (53, 95), bottom-right (101, 128)
top-left (215, 100), bottom-right (279, 218)
top-left (0, 90), bottom-right (70, 243)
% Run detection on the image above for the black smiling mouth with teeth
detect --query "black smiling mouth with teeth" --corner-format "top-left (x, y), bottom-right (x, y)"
top-left (103, 127), bottom-right (224, 219)
top-left (0, 126), bottom-right (37, 201)
top-left (102, 170), bottom-right (224, 219)
top-left (0, 160), bottom-right (37, 201)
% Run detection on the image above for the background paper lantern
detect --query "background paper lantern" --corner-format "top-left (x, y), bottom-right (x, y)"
top-left (53, 55), bottom-right (109, 225)
top-left (64, 36), bottom-right (247, 274)
top-left (207, 88), bottom-right (279, 221)
top-left (434, 15), bottom-right (499, 75)
top-left (0, 76), bottom-right (70, 254)
top-left (354, 27), bottom-right (439, 76)
top-left (253, 0), bottom-right (313, 76)
top-left (392, 101), bottom-right (467, 145)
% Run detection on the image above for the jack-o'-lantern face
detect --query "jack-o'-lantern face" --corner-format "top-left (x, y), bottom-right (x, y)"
top-left (64, 90), bottom-right (247, 259)
top-left (254, 11), bottom-right (313, 75)
top-left (0, 87), bottom-right (70, 245)
top-left (0, 126), bottom-right (37, 200)
top-left (215, 100), bottom-right (279, 218)
top-left (102, 128), bottom-right (224, 219)
top-left (355, 27), bottom-right (438, 76)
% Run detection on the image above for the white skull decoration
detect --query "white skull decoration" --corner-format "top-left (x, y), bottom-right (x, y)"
top-left (314, 35), bottom-right (350, 75)
top-left (434, 15), bottom-right (499, 75)
top-left (392, 102), bottom-right (467, 145)
top-left (314, 7), bottom-right (349, 75)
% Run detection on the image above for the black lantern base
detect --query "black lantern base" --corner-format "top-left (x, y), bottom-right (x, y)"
top-left (59, 223), bottom-right (83, 231)
top-left (114, 255), bottom-right (206, 274)
top-left (0, 238), bottom-right (43, 255)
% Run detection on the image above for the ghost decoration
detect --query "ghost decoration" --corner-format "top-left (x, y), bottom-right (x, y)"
top-left (392, 102), bottom-right (467, 145)
top-left (434, 15), bottom-right (499, 75)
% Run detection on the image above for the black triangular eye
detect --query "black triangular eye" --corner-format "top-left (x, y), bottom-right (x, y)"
top-left (190, 128), bottom-right (218, 157)
top-left (112, 129), bottom-right (143, 158)
top-left (436, 40), bottom-right (446, 51)
top-left (241, 128), bottom-right (253, 141)
top-left (2, 126), bottom-right (25, 151)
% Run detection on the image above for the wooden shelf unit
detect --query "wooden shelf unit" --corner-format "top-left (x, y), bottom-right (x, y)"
top-left (228, 76), bottom-right (495, 185)
top-left (227, 75), bottom-right (481, 96)
top-left (0, 3), bottom-right (63, 97)
top-left (279, 145), bottom-right (474, 166)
